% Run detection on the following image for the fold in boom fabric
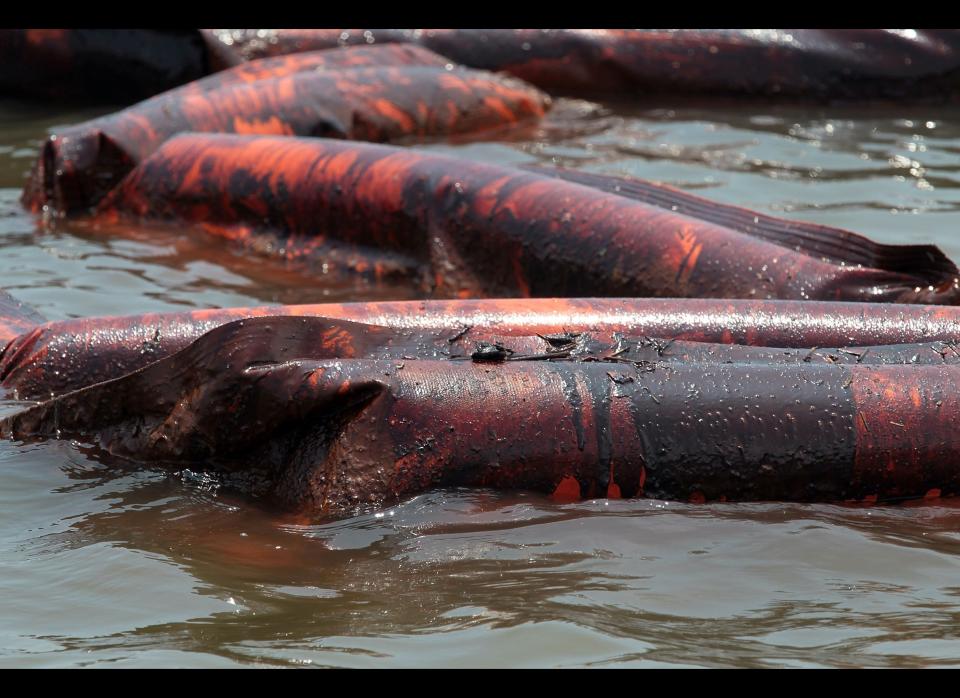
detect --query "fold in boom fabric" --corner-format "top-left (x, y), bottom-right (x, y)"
top-left (5, 316), bottom-right (960, 516)
top-left (22, 61), bottom-right (548, 214)
top-left (88, 134), bottom-right (960, 304)
top-left (203, 29), bottom-right (960, 101)
top-left (8, 298), bottom-right (960, 400)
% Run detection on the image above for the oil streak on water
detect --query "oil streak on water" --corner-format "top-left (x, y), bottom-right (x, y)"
top-left (2, 98), bottom-right (960, 668)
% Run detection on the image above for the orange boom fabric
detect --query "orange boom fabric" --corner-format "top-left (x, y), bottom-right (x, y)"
top-left (89, 134), bottom-right (960, 305)
top-left (7, 297), bottom-right (960, 401)
top-left (5, 315), bottom-right (960, 516)
top-left (202, 29), bottom-right (960, 101)
top-left (178, 43), bottom-right (451, 95)
top-left (22, 63), bottom-right (548, 214)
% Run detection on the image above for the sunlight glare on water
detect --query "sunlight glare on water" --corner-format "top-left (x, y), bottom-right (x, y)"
top-left (2, 96), bottom-right (960, 667)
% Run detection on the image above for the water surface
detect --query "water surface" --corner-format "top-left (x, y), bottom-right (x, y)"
top-left (2, 95), bottom-right (960, 668)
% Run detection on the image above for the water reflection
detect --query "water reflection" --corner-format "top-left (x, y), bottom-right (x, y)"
top-left (4, 96), bottom-right (960, 667)
top-left (5, 437), bottom-right (960, 667)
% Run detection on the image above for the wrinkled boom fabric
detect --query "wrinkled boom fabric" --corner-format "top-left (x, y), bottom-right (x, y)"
top-left (5, 316), bottom-right (960, 516)
top-left (23, 63), bottom-right (548, 214)
top-left (84, 134), bottom-right (960, 305)
top-left (7, 297), bottom-right (960, 400)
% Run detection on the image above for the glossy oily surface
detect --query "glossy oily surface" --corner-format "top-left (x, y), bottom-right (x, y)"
top-left (3, 96), bottom-right (960, 667)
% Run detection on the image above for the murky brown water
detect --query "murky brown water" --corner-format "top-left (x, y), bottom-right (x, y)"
top-left (3, 95), bottom-right (960, 668)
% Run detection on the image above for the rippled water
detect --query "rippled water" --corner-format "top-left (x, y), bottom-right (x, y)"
top-left (3, 95), bottom-right (960, 668)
